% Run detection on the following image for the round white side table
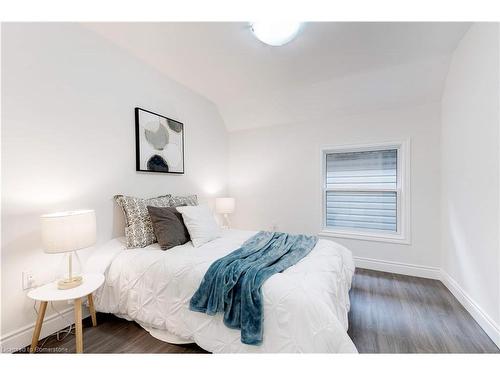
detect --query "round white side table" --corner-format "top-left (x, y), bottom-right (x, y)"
top-left (27, 273), bottom-right (105, 353)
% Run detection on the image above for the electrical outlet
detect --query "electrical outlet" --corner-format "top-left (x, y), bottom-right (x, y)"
top-left (22, 271), bottom-right (35, 290)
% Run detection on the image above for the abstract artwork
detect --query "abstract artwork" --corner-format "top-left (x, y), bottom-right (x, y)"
top-left (135, 107), bottom-right (184, 174)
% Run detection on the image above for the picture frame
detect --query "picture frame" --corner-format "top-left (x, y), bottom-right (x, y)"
top-left (135, 107), bottom-right (185, 174)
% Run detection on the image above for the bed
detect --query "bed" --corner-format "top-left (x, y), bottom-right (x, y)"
top-left (84, 229), bottom-right (357, 353)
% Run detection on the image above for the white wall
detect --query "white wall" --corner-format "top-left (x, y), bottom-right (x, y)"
top-left (229, 103), bottom-right (442, 271)
top-left (441, 23), bottom-right (500, 342)
top-left (1, 23), bottom-right (228, 347)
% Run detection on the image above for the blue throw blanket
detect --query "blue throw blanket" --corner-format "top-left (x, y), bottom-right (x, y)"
top-left (189, 231), bottom-right (318, 345)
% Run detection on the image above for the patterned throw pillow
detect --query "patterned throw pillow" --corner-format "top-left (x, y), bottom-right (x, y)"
top-left (169, 194), bottom-right (198, 207)
top-left (114, 194), bottom-right (172, 248)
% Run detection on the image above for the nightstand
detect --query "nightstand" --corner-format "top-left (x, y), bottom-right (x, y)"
top-left (27, 273), bottom-right (105, 353)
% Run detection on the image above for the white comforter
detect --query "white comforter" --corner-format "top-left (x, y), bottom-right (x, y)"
top-left (85, 230), bottom-right (357, 353)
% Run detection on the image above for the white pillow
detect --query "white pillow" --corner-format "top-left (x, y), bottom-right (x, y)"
top-left (176, 204), bottom-right (220, 247)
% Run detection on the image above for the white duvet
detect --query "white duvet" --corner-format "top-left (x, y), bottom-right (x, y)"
top-left (85, 229), bottom-right (357, 353)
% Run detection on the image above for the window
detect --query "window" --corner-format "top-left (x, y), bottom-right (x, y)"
top-left (320, 141), bottom-right (410, 244)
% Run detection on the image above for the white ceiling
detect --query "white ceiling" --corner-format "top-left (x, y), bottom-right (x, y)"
top-left (85, 22), bottom-right (470, 131)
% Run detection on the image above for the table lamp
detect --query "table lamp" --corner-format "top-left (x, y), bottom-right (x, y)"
top-left (215, 197), bottom-right (235, 229)
top-left (40, 209), bottom-right (96, 289)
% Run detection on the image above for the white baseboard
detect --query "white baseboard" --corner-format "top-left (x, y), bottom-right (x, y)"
top-left (0, 305), bottom-right (89, 353)
top-left (354, 256), bottom-right (441, 279)
top-left (440, 270), bottom-right (500, 349)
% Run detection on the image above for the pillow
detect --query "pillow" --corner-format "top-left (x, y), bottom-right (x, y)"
top-left (169, 194), bottom-right (198, 207)
top-left (176, 204), bottom-right (220, 247)
top-left (147, 206), bottom-right (190, 250)
top-left (114, 194), bottom-right (172, 248)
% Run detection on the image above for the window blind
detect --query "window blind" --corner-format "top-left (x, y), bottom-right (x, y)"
top-left (325, 149), bottom-right (397, 232)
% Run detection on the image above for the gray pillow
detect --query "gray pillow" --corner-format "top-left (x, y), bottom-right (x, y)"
top-left (169, 194), bottom-right (198, 207)
top-left (147, 206), bottom-right (191, 250)
top-left (114, 194), bottom-right (172, 248)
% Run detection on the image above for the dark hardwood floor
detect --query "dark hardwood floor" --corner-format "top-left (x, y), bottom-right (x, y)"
top-left (22, 268), bottom-right (499, 354)
top-left (348, 269), bottom-right (498, 353)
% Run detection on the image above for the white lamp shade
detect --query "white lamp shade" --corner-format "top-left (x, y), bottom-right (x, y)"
top-left (215, 198), bottom-right (235, 214)
top-left (40, 209), bottom-right (96, 253)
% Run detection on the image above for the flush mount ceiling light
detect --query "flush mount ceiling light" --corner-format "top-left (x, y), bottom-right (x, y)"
top-left (250, 22), bottom-right (302, 46)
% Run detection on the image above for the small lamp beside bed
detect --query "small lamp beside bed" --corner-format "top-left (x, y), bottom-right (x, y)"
top-left (215, 197), bottom-right (235, 229)
top-left (40, 209), bottom-right (96, 289)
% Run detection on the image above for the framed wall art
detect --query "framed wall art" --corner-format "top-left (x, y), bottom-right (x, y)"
top-left (135, 107), bottom-right (185, 174)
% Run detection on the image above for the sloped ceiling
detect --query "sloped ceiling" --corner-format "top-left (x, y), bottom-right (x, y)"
top-left (85, 22), bottom-right (470, 131)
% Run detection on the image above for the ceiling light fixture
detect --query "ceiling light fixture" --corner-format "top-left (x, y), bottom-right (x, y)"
top-left (250, 22), bottom-right (302, 46)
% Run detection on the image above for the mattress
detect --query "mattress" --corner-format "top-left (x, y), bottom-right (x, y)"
top-left (84, 229), bottom-right (357, 353)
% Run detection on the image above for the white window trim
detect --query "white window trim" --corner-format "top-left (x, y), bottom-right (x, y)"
top-left (319, 140), bottom-right (411, 245)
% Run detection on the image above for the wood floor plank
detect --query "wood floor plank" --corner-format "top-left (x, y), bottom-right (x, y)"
top-left (19, 268), bottom-right (499, 354)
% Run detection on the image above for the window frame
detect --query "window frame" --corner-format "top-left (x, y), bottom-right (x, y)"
top-left (319, 140), bottom-right (411, 244)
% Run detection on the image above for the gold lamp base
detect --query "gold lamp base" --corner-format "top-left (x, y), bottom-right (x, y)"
top-left (57, 275), bottom-right (83, 290)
